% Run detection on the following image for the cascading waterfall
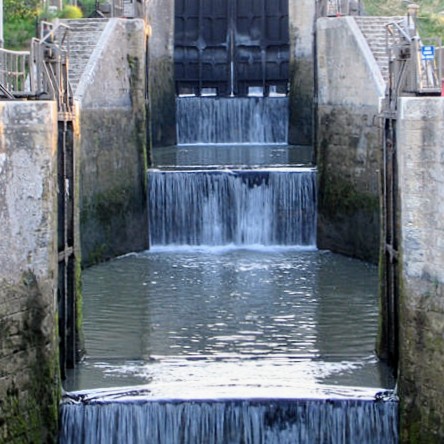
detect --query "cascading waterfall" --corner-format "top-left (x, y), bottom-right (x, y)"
top-left (60, 88), bottom-right (399, 441)
top-left (60, 397), bottom-right (399, 444)
top-left (176, 97), bottom-right (289, 145)
top-left (149, 169), bottom-right (317, 247)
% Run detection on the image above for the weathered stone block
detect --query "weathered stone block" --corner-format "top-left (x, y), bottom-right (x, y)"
top-left (145, 0), bottom-right (176, 147)
top-left (316, 17), bottom-right (386, 263)
top-left (397, 97), bottom-right (444, 442)
top-left (0, 101), bottom-right (60, 442)
top-left (75, 19), bottom-right (149, 266)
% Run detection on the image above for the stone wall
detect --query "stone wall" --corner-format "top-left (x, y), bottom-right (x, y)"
top-left (397, 98), bottom-right (444, 442)
top-left (145, 0), bottom-right (176, 148)
top-left (75, 18), bottom-right (148, 266)
top-left (316, 17), bottom-right (385, 262)
top-left (145, 0), bottom-right (317, 148)
top-left (0, 102), bottom-right (60, 442)
top-left (288, 0), bottom-right (316, 146)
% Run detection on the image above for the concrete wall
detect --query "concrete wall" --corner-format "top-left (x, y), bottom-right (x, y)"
top-left (145, 0), bottom-right (176, 148)
top-left (288, 0), bottom-right (316, 146)
top-left (316, 16), bottom-right (385, 262)
top-left (75, 18), bottom-right (148, 266)
top-left (397, 98), bottom-right (444, 442)
top-left (0, 102), bottom-right (60, 442)
top-left (144, 0), bottom-right (317, 148)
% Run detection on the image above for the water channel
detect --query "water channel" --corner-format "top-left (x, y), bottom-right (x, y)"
top-left (66, 145), bottom-right (394, 396)
top-left (61, 143), bottom-right (397, 443)
top-left (66, 244), bottom-right (394, 395)
top-left (53, 86), bottom-right (402, 444)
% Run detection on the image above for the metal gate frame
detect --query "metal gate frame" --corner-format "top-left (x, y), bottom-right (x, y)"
top-left (174, 0), bottom-right (289, 97)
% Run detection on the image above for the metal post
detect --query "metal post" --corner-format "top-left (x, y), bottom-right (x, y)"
top-left (406, 3), bottom-right (419, 39)
top-left (0, 0), bottom-right (3, 48)
top-left (229, 0), bottom-right (235, 96)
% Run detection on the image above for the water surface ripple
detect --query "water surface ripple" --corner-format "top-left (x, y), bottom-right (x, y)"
top-left (66, 248), bottom-right (394, 397)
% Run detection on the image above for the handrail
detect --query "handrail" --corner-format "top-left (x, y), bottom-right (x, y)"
top-left (0, 21), bottom-right (73, 111)
top-left (386, 20), bottom-right (412, 44)
top-left (39, 20), bottom-right (71, 46)
top-left (385, 13), bottom-right (441, 97)
top-left (31, 21), bottom-right (72, 113)
top-left (0, 48), bottom-right (32, 95)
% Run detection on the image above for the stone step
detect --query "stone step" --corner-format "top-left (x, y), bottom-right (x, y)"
top-left (60, 18), bottom-right (108, 27)
top-left (60, 23), bottom-right (107, 37)
top-left (68, 46), bottom-right (99, 54)
top-left (354, 16), bottom-right (402, 83)
top-left (56, 18), bottom-right (109, 93)
top-left (69, 44), bottom-right (101, 51)
top-left (68, 35), bottom-right (104, 42)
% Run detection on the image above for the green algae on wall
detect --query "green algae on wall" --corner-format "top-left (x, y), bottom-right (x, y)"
top-left (76, 19), bottom-right (149, 267)
top-left (288, 57), bottom-right (314, 146)
top-left (78, 111), bottom-right (148, 266)
top-left (148, 56), bottom-right (176, 147)
top-left (145, 0), bottom-right (176, 147)
top-left (288, 0), bottom-right (316, 146)
top-left (395, 97), bottom-right (444, 441)
top-left (316, 16), bottom-right (386, 262)
top-left (81, 182), bottom-right (145, 265)
top-left (318, 167), bottom-right (379, 217)
top-left (1, 362), bottom-right (60, 444)
top-left (316, 123), bottom-right (381, 264)
top-left (0, 100), bottom-right (59, 444)
top-left (398, 277), bottom-right (444, 443)
top-left (0, 274), bottom-right (60, 444)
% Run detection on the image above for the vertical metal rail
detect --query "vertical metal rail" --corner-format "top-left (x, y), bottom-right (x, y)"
top-left (58, 117), bottom-right (76, 378)
top-left (34, 23), bottom-right (79, 377)
top-left (229, 0), bottom-right (235, 96)
top-left (0, 21), bottom-right (78, 376)
top-left (197, 0), bottom-right (202, 95)
top-left (379, 18), bottom-right (412, 368)
top-left (381, 112), bottom-right (399, 368)
top-left (261, 0), bottom-right (266, 94)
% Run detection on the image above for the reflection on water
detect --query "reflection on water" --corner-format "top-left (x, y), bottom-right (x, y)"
top-left (66, 248), bottom-right (394, 396)
top-left (151, 144), bottom-right (314, 169)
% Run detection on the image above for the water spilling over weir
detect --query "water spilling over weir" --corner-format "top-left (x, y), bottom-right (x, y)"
top-left (60, 396), bottom-right (398, 443)
top-left (176, 97), bottom-right (289, 145)
top-left (61, 97), bottom-right (398, 442)
top-left (149, 169), bottom-right (316, 247)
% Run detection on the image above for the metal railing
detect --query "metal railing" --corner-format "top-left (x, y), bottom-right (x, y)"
top-left (411, 38), bottom-right (442, 94)
top-left (0, 21), bottom-right (73, 113)
top-left (385, 8), bottom-right (442, 98)
top-left (93, 0), bottom-right (124, 17)
top-left (326, 0), bottom-right (351, 16)
top-left (0, 49), bottom-right (32, 97)
top-left (31, 21), bottom-right (73, 113)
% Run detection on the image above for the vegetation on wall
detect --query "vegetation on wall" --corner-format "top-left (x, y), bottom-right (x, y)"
top-left (4, 0), bottom-right (40, 20)
top-left (58, 5), bottom-right (83, 19)
top-left (0, 273), bottom-right (61, 442)
top-left (4, 0), bottom-right (84, 50)
top-left (78, 0), bottom-right (98, 17)
top-left (416, 12), bottom-right (444, 43)
top-left (362, 0), bottom-right (444, 42)
top-left (4, 0), bottom-right (39, 49)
